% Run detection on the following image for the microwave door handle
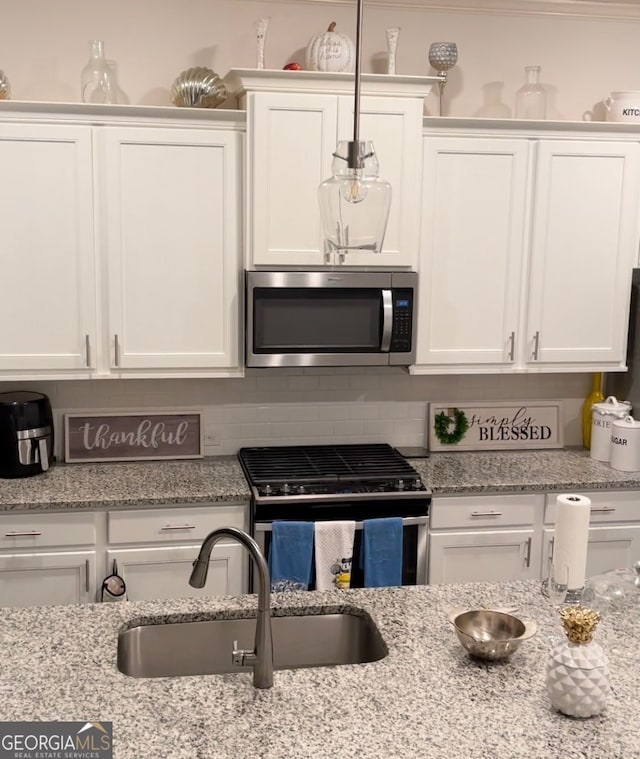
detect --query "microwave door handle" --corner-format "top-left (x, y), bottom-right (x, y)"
top-left (381, 289), bottom-right (393, 352)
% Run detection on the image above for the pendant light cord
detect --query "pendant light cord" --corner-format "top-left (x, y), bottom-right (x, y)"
top-left (353, 0), bottom-right (363, 146)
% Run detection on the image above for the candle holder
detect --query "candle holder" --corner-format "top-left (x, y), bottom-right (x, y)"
top-left (428, 41), bottom-right (458, 116)
top-left (255, 17), bottom-right (270, 70)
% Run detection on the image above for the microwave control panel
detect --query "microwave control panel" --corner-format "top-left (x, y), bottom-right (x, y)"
top-left (390, 290), bottom-right (413, 352)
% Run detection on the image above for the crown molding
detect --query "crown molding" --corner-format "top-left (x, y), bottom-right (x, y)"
top-left (260, 0), bottom-right (640, 21)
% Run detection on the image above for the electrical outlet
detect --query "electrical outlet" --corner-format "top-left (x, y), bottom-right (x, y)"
top-left (204, 430), bottom-right (221, 447)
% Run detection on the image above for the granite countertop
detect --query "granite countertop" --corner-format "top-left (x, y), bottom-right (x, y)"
top-left (0, 457), bottom-right (250, 513)
top-left (410, 447), bottom-right (640, 495)
top-left (0, 580), bottom-right (636, 758)
top-left (0, 448), bottom-right (639, 514)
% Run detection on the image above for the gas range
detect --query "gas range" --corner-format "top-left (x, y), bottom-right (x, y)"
top-left (238, 443), bottom-right (430, 505)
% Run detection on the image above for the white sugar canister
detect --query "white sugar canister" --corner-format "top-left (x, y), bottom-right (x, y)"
top-left (610, 415), bottom-right (640, 472)
top-left (590, 396), bottom-right (632, 462)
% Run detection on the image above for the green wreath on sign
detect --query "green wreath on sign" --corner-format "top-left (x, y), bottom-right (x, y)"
top-left (434, 408), bottom-right (469, 445)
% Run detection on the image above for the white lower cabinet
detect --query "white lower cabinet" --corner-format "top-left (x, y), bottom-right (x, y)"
top-left (428, 494), bottom-right (543, 584)
top-left (106, 543), bottom-right (245, 602)
top-left (543, 490), bottom-right (640, 578)
top-left (0, 502), bottom-right (249, 608)
top-left (0, 511), bottom-right (98, 607)
top-left (0, 551), bottom-right (97, 607)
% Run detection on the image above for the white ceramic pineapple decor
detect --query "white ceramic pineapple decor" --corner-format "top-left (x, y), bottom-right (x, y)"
top-left (546, 606), bottom-right (610, 718)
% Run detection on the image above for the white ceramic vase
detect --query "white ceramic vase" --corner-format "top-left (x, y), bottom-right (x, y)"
top-left (546, 637), bottom-right (610, 718)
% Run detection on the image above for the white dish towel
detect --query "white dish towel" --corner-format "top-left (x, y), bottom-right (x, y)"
top-left (314, 520), bottom-right (356, 591)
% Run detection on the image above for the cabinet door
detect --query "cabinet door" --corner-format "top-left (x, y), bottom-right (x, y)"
top-left (248, 92), bottom-right (338, 267)
top-left (544, 525), bottom-right (640, 579)
top-left (415, 137), bottom-right (529, 370)
top-left (526, 141), bottom-right (640, 368)
top-left (0, 124), bottom-right (97, 374)
top-left (428, 529), bottom-right (538, 584)
top-left (0, 551), bottom-right (97, 607)
top-left (106, 543), bottom-right (246, 602)
top-left (337, 95), bottom-right (423, 268)
top-left (101, 127), bottom-right (242, 371)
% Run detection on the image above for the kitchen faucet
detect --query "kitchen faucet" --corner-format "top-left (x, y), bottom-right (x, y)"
top-left (189, 526), bottom-right (274, 688)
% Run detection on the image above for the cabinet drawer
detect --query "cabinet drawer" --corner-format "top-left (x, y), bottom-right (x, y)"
top-left (430, 495), bottom-right (542, 530)
top-left (107, 504), bottom-right (247, 545)
top-left (545, 491), bottom-right (640, 524)
top-left (0, 512), bottom-right (96, 549)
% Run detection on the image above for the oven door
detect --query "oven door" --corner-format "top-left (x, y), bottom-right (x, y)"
top-left (245, 270), bottom-right (416, 368)
top-left (253, 515), bottom-right (428, 589)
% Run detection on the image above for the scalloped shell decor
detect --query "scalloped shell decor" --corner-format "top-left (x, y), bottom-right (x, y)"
top-left (170, 67), bottom-right (226, 108)
top-left (0, 70), bottom-right (10, 100)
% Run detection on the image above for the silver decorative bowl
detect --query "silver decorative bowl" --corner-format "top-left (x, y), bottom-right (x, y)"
top-left (170, 67), bottom-right (226, 108)
top-left (0, 70), bottom-right (10, 100)
top-left (449, 608), bottom-right (537, 661)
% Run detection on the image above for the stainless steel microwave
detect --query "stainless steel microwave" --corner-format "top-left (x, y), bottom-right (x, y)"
top-left (245, 270), bottom-right (417, 367)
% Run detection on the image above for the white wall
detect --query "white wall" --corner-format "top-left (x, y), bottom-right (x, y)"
top-left (1, 0), bottom-right (639, 119)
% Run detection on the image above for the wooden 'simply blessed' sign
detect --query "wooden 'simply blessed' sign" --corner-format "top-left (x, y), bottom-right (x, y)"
top-left (64, 411), bottom-right (204, 463)
top-left (428, 402), bottom-right (563, 452)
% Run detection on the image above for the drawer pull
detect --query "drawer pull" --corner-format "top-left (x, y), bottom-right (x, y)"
top-left (590, 506), bottom-right (616, 513)
top-left (524, 537), bottom-right (532, 568)
top-left (160, 524), bottom-right (197, 531)
top-left (4, 530), bottom-right (43, 537)
top-left (85, 559), bottom-right (90, 594)
top-left (470, 511), bottom-right (503, 517)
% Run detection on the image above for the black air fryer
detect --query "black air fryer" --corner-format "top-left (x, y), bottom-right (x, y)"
top-left (0, 391), bottom-right (54, 478)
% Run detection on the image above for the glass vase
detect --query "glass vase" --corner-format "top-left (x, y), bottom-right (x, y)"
top-left (515, 65), bottom-right (546, 120)
top-left (80, 40), bottom-right (116, 104)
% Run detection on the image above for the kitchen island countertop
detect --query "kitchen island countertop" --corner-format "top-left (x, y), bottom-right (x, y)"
top-left (0, 580), bottom-right (637, 758)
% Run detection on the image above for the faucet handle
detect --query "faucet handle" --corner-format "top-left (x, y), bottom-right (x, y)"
top-left (232, 640), bottom-right (256, 667)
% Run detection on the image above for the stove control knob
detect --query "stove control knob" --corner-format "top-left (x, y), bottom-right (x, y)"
top-left (282, 483), bottom-right (291, 494)
top-left (263, 485), bottom-right (272, 496)
top-left (297, 485), bottom-right (306, 495)
top-left (396, 479), bottom-right (405, 491)
top-left (411, 478), bottom-right (424, 490)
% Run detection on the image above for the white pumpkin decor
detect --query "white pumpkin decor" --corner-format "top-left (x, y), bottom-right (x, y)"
top-left (306, 22), bottom-right (356, 73)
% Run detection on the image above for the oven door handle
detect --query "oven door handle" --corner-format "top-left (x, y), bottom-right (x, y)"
top-left (380, 289), bottom-right (393, 352)
top-left (253, 515), bottom-right (428, 533)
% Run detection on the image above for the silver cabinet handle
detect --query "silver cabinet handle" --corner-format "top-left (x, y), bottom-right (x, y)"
top-left (114, 334), bottom-right (121, 367)
top-left (508, 331), bottom-right (515, 361)
top-left (590, 506), bottom-right (616, 513)
top-left (5, 530), bottom-right (42, 537)
top-left (470, 510), bottom-right (503, 517)
top-left (85, 334), bottom-right (91, 367)
top-left (85, 559), bottom-right (90, 594)
top-left (160, 524), bottom-right (196, 531)
top-left (532, 331), bottom-right (540, 360)
top-left (524, 537), bottom-right (532, 568)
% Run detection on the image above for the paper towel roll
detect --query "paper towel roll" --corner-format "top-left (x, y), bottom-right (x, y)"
top-left (553, 494), bottom-right (591, 590)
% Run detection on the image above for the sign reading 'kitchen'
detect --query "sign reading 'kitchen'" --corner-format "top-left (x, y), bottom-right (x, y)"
top-left (428, 401), bottom-right (563, 452)
top-left (64, 411), bottom-right (204, 463)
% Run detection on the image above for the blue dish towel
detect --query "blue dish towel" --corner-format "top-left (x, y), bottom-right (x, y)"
top-left (268, 521), bottom-right (314, 592)
top-left (362, 517), bottom-right (403, 588)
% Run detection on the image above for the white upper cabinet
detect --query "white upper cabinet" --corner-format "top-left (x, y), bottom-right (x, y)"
top-left (416, 136), bottom-right (529, 368)
top-left (231, 70), bottom-right (433, 268)
top-left (0, 124), bottom-right (98, 377)
top-left (0, 105), bottom-right (244, 380)
top-left (525, 140), bottom-right (640, 368)
top-left (414, 125), bottom-right (640, 374)
top-left (100, 127), bottom-right (242, 373)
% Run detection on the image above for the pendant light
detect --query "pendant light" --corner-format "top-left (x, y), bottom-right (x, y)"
top-left (318, 0), bottom-right (392, 261)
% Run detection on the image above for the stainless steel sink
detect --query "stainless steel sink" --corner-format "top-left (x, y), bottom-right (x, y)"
top-left (117, 610), bottom-right (387, 678)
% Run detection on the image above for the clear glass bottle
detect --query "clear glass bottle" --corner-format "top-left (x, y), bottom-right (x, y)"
top-left (80, 40), bottom-right (116, 104)
top-left (515, 65), bottom-right (546, 120)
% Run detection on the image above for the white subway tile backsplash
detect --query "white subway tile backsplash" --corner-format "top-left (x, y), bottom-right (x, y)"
top-left (3, 368), bottom-right (588, 456)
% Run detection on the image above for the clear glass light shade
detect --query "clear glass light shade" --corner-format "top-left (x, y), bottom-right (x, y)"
top-left (319, 140), bottom-right (392, 256)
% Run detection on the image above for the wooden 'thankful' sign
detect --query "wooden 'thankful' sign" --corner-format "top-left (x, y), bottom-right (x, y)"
top-left (64, 411), bottom-right (204, 463)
